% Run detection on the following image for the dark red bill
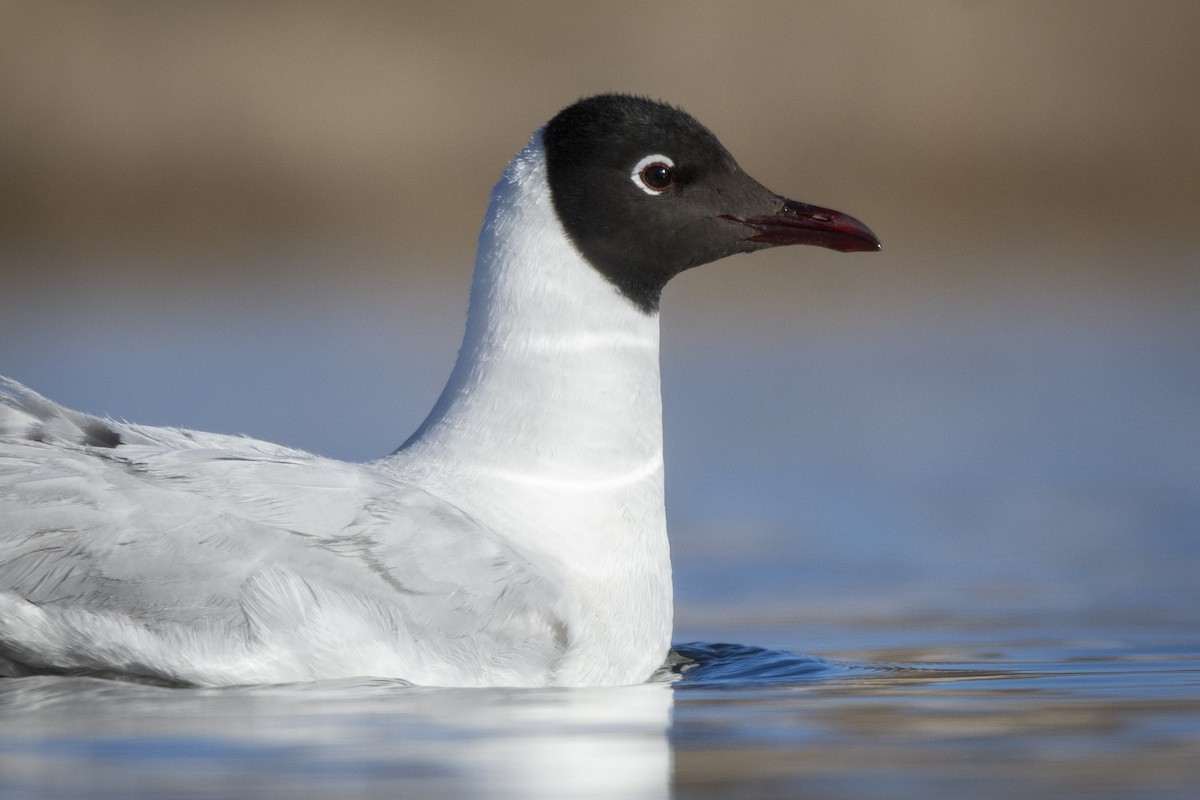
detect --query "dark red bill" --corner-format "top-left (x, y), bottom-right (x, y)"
top-left (722, 198), bottom-right (881, 253)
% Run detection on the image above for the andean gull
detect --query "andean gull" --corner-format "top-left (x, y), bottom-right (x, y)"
top-left (0, 94), bottom-right (880, 687)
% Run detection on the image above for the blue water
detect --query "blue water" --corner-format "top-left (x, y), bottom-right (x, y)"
top-left (1, 267), bottom-right (1198, 797)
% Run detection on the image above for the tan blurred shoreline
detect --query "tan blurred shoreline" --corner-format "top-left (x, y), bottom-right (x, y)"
top-left (2, 1), bottom-right (1197, 299)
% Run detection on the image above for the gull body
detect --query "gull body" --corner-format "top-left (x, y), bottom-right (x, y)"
top-left (0, 95), bottom-right (879, 687)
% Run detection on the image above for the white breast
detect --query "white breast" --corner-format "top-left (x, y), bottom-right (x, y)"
top-left (387, 132), bottom-right (673, 685)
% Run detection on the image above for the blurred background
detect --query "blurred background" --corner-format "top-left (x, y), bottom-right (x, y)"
top-left (1, 1), bottom-right (1198, 631)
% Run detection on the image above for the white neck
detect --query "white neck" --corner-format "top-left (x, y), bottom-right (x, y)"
top-left (385, 132), bottom-right (672, 684)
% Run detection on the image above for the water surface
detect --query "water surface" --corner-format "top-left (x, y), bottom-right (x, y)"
top-left (1, 272), bottom-right (1197, 797)
top-left (1, 629), bottom-right (1196, 799)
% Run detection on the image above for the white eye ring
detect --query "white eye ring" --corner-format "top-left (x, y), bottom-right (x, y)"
top-left (630, 154), bottom-right (676, 195)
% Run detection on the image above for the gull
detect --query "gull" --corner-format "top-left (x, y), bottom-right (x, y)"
top-left (0, 94), bottom-right (879, 687)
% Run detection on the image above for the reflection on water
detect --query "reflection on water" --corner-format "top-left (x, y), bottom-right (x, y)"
top-left (1, 633), bottom-right (1197, 799)
top-left (0, 676), bottom-right (674, 799)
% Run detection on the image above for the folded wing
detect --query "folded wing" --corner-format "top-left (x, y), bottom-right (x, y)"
top-left (0, 377), bottom-right (566, 686)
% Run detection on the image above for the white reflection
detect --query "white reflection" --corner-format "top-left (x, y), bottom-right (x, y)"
top-left (0, 676), bottom-right (673, 800)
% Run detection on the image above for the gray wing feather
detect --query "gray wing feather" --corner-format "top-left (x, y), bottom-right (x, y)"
top-left (0, 377), bottom-right (566, 685)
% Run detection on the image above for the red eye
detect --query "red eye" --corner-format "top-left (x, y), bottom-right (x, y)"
top-left (639, 162), bottom-right (675, 191)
